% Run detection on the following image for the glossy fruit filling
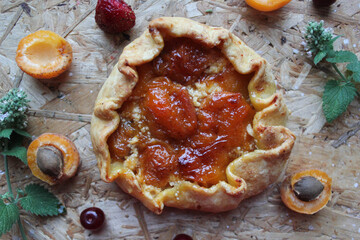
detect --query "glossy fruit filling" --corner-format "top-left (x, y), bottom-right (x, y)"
top-left (108, 38), bottom-right (256, 188)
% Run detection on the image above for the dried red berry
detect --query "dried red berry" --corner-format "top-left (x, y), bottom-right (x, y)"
top-left (95, 0), bottom-right (136, 34)
top-left (80, 207), bottom-right (105, 230)
top-left (173, 234), bottom-right (193, 240)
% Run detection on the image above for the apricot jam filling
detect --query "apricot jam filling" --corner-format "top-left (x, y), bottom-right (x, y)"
top-left (108, 38), bottom-right (256, 188)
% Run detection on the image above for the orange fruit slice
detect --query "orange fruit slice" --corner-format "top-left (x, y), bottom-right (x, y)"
top-left (245, 0), bottom-right (292, 12)
top-left (280, 169), bottom-right (332, 214)
top-left (16, 30), bottom-right (72, 79)
top-left (27, 133), bottom-right (80, 185)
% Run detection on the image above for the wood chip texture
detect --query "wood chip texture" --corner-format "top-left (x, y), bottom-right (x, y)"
top-left (0, 0), bottom-right (359, 239)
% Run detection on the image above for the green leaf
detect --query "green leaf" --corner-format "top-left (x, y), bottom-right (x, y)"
top-left (20, 184), bottom-right (65, 216)
top-left (329, 36), bottom-right (340, 45)
top-left (352, 72), bottom-right (360, 83)
top-left (345, 62), bottom-right (360, 82)
top-left (0, 128), bottom-right (31, 139)
top-left (322, 80), bottom-right (357, 122)
top-left (326, 51), bottom-right (358, 63)
top-left (325, 49), bottom-right (336, 59)
top-left (347, 61), bottom-right (360, 73)
top-left (1, 192), bottom-right (11, 201)
top-left (16, 189), bottom-right (25, 197)
top-left (2, 146), bottom-right (27, 165)
top-left (0, 129), bottom-right (14, 139)
top-left (13, 129), bottom-right (31, 138)
top-left (0, 200), bottom-right (19, 237)
top-left (314, 51), bottom-right (327, 65)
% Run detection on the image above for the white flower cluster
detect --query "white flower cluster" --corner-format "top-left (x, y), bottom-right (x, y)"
top-left (304, 20), bottom-right (334, 54)
top-left (0, 88), bottom-right (30, 130)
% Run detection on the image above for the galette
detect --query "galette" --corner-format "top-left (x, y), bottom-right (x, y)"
top-left (91, 17), bottom-right (295, 214)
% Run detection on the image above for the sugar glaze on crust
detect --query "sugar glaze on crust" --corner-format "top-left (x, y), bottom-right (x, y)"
top-left (90, 17), bottom-right (295, 214)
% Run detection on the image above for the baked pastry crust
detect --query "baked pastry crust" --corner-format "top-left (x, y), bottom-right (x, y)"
top-left (90, 17), bottom-right (295, 214)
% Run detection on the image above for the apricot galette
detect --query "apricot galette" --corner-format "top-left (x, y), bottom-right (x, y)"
top-left (91, 17), bottom-right (295, 214)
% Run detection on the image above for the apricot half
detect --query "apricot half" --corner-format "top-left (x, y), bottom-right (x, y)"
top-left (280, 169), bottom-right (332, 214)
top-left (245, 0), bottom-right (292, 12)
top-left (16, 30), bottom-right (73, 79)
top-left (27, 133), bottom-right (80, 185)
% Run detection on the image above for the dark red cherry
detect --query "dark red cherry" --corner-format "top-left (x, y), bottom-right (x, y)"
top-left (173, 234), bottom-right (193, 240)
top-left (80, 207), bottom-right (105, 230)
top-left (313, 0), bottom-right (336, 7)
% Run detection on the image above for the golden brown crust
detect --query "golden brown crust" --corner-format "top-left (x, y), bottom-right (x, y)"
top-left (90, 17), bottom-right (295, 214)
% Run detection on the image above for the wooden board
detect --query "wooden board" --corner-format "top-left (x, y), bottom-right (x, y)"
top-left (1, 0), bottom-right (360, 239)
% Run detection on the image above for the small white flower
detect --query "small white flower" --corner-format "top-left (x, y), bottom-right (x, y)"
top-left (324, 27), bottom-right (334, 35)
top-left (16, 91), bottom-right (25, 98)
top-left (58, 205), bottom-right (65, 213)
top-left (0, 112), bottom-right (9, 121)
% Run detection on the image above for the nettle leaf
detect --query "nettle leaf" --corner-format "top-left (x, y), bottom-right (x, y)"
top-left (314, 51), bottom-right (327, 65)
top-left (326, 51), bottom-right (358, 63)
top-left (0, 200), bottom-right (19, 237)
top-left (322, 80), bottom-right (357, 122)
top-left (20, 184), bottom-right (65, 217)
top-left (329, 36), bottom-right (340, 45)
top-left (2, 146), bottom-right (27, 165)
top-left (352, 72), bottom-right (360, 83)
top-left (0, 129), bottom-right (31, 140)
top-left (1, 192), bottom-right (11, 200)
top-left (347, 61), bottom-right (360, 73)
top-left (325, 49), bottom-right (336, 59)
top-left (13, 129), bottom-right (31, 138)
top-left (16, 188), bottom-right (26, 197)
top-left (0, 129), bottom-right (14, 139)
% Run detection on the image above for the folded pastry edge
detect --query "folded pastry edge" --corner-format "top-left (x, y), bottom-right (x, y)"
top-left (90, 17), bottom-right (295, 214)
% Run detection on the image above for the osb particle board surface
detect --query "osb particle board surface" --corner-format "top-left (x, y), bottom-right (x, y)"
top-left (0, 0), bottom-right (360, 239)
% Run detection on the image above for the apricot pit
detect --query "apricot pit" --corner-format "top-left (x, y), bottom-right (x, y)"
top-left (36, 146), bottom-right (63, 178)
top-left (293, 176), bottom-right (324, 202)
